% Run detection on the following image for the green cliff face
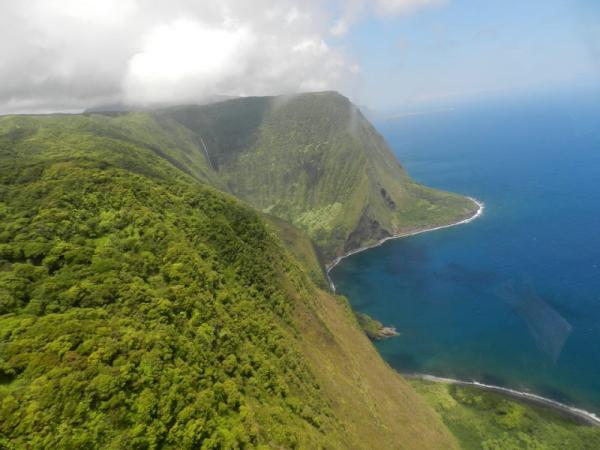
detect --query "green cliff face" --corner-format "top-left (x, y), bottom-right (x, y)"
top-left (0, 109), bottom-right (457, 448)
top-left (157, 92), bottom-right (477, 259)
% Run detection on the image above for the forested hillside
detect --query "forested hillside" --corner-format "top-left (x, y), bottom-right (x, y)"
top-left (159, 92), bottom-right (477, 258)
top-left (0, 111), bottom-right (457, 448)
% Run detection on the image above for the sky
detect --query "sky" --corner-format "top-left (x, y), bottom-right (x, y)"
top-left (348, 0), bottom-right (600, 110)
top-left (0, 0), bottom-right (598, 114)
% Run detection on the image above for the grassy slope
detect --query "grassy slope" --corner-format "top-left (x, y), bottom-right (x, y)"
top-left (263, 214), bottom-right (329, 290)
top-left (160, 92), bottom-right (477, 259)
top-left (271, 216), bottom-right (458, 448)
top-left (0, 114), bottom-right (457, 448)
top-left (411, 379), bottom-right (600, 449)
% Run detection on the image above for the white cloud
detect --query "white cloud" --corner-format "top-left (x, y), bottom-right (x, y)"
top-left (0, 0), bottom-right (446, 113)
top-left (124, 20), bottom-right (253, 104)
top-left (330, 0), bottom-right (446, 36)
top-left (33, 0), bottom-right (138, 25)
top-left (374, 0), bottom-right (447, 16)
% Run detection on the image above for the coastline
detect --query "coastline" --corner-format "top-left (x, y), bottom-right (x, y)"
top-left (408, 373), bottom-right (600, 427)
top-left (326, 197), bottom-right (600, 427)
top-left (325, 195), bottom-right (600, 428)
top-left (326, 196), bottom-right (485, 292)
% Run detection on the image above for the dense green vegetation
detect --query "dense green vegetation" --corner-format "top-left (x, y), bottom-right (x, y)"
top-left (263, 214), bottom-right (328, 290)
top-left (19, 92), bottom-right (476, 262)
top-left (157, 92), bottom-right (477, 259)
top-left (411, 379), bottom-right (600, 449)
top-left (0, 103), bottom-right (458, 448)
top-left (0, 126), bottom-right (331, 448)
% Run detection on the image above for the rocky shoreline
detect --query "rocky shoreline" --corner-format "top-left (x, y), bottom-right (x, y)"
top-left (326, 196), bottom-right (484, 292)
top-left (375, 326), bottom-right (400, 340)
top-left (355, 312), bottom-right (400, 340)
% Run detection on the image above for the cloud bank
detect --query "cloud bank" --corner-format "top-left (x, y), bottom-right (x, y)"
top-left (0, 0), bottom-right (442, 113)
top-left (330, 0), bottom-right (446, 36)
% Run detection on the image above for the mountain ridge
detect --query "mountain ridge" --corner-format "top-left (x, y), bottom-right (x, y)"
top-left (151, 91), bottom-right (478, 259)
top-left (0, 95), bottom-right (460, 448)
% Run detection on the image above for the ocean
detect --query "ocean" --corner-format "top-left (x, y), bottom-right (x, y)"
top-left (329, 86), bottom-right (600, 413)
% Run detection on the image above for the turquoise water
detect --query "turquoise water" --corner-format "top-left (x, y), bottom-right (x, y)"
top-left (330, 87), bottom-right (600, 413)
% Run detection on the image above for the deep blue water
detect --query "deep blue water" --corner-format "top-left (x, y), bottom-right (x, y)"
top-left (330, 87), bottom-right (600, 413)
